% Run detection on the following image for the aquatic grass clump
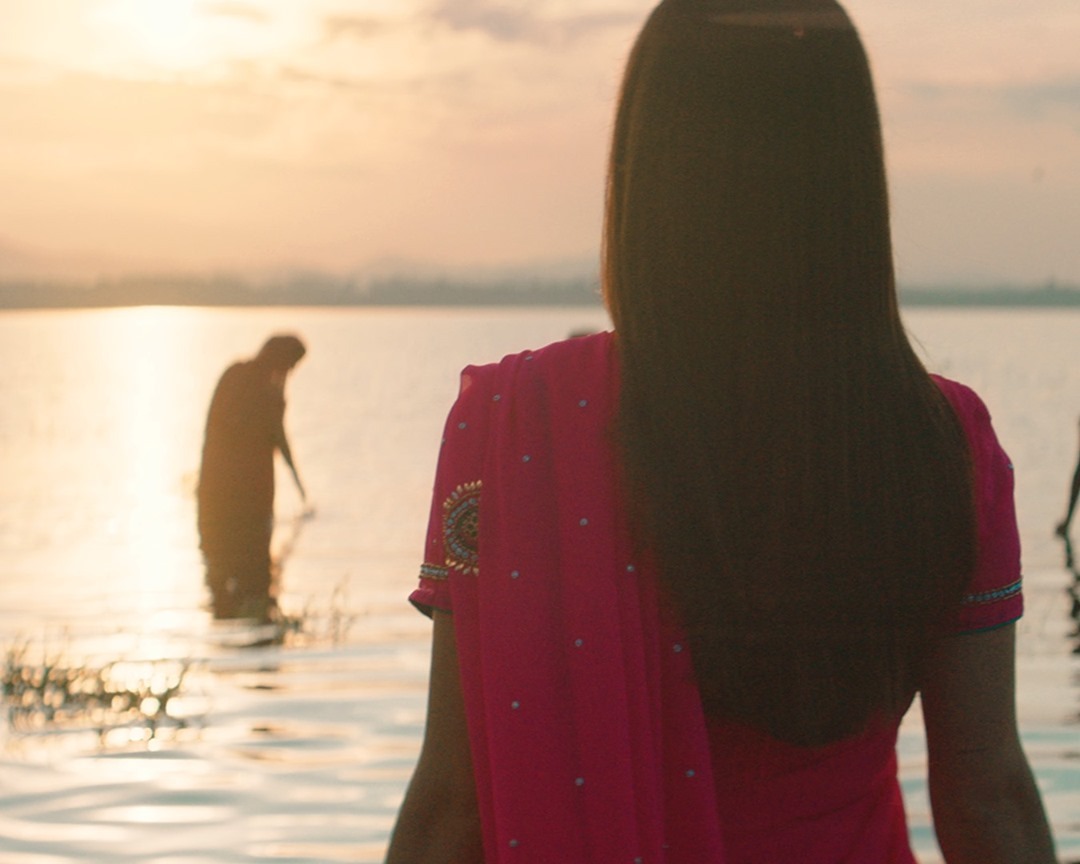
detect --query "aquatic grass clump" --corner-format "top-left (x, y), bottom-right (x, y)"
top-left (2, 640), bottom-right (200, 745)
top-left (215, 590), bottom-right (356, 649)
top-left (1, 580), bottom-right (359, 753)
top-left (263, 575), bottom-right (357, 650)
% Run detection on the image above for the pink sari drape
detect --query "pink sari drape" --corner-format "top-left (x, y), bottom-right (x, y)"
top-left (410, 331), bottom-right (1022, 864)
top-left (413, 332), bottom-right (725, 863)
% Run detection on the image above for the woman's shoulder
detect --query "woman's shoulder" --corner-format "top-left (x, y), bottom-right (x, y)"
top-left (465, 330), bottom-right (615, 380)
top-left (450, 330), bottom-right (614, 406)
top-left (929, 373), bottom-right (995, 429)
top-left (506, 329), bottom-right (613, 366)
top-left (451, 331), bottom-right (616, 421)
top-left (929, 374), bottom-right (1012, 486)
top-left (930, 373), bottom-right (979, 405)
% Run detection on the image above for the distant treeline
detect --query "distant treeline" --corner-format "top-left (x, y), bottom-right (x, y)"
top-left (900, 284), bottom-right (1080, 307)
top-left (0, 274), bottom-right (604, 309)
top-left (1, 274), bottom-right (1078, 309)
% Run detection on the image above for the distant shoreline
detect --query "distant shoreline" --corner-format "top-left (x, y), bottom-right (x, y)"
top-left (1, 277), bottom-right (1079, 310)
top-left (899, 286), bottom-right (1080, 308)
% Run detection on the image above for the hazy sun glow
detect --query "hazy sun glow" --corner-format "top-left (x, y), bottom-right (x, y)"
top-left (96, 0), bottom-right (200, 67)
top-left (0, 0), bottom-right (1076, 285)
top-left (90, 0), bottom-right (276, 74)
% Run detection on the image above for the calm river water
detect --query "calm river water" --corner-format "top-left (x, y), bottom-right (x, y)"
top-left (0, 305), bottom-right (1077, 862)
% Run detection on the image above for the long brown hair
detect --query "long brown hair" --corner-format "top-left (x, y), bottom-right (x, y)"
top-left (605, 0), bottom-right (977, 746)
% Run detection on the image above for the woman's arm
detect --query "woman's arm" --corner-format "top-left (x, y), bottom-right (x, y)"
top-left (273, 421), bottom-right (306, 501)
top-left (385, 610), bottom-right (483, 864)
top-left (921, 623), bottom-right (1056, 863)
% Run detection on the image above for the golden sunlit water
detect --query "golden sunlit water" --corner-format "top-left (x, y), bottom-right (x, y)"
top-left (0, 305), bottom-right (1077, 862)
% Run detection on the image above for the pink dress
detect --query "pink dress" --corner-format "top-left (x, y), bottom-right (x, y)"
top-left (409, 331), bottom-right (1022, 864)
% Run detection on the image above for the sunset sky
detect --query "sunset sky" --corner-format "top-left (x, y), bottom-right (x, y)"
top-left (0, 0), bottom-right (1077, 286)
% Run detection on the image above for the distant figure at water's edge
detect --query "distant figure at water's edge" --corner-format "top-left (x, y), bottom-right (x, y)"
top-left (385, 1), bottom-right (1057, 863)
top-left (197, 334), bottom-right (307, 622)
top-left (1055, 415), bottom-right (1080, 537)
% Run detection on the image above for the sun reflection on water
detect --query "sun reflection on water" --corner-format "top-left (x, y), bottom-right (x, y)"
top-left (90, 308), bottom-right (206, 622)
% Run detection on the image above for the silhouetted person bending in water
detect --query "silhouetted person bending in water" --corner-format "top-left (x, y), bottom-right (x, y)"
top-left (198, 334), bottom-right (307, 621)
top-left (1057, 416), bottom-right (1080, 537)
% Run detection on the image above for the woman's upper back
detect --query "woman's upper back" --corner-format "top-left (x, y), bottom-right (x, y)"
top-left (413, 330), bottom-right (1022, 862)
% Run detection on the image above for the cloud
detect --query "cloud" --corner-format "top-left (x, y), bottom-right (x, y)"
top-left (561, 11), bottom-right (643, 41)
top-left (322, 15), bottom-right (387, 43)
top-left (428, 1), bottom-right (638, 45)
top-left (199, 1), bottom-right (271, 24)
top-left (430, 2), bottom-right (535, 42)
top-left (276, 64), bottom-right (376, 94)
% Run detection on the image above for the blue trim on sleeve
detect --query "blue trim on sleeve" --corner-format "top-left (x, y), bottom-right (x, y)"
top-left (961, 578), bottom-right (1022, 607)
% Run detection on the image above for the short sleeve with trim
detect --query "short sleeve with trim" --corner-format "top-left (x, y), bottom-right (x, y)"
top-left (409, 365), bottom-right (492, 617)
top-left (933, 376), bottom-right (1023, 634)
